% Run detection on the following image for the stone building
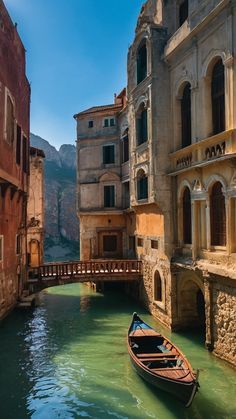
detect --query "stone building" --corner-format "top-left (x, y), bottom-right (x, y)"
top-left (27, 147), bottom-right (45, 268)
top-left (74, 90), bottom-right (128, 260)
top-left (0, 0), bottom-right (30, 319)
top-left (76, 0), bottom-right (236, 366)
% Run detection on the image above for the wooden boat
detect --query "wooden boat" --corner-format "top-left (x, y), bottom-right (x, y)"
top-left (128, 313), bottom-right (199, 407)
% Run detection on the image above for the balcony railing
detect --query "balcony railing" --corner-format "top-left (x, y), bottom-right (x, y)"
top-left (169, 129), bottom-right (236, 174)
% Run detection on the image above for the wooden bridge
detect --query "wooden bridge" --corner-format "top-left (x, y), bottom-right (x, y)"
top-left (28, 259), bottom-right (143, 292)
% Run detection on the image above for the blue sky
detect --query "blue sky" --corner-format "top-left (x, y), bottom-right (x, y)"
top-left (4, 0), bottom-right (144, 149)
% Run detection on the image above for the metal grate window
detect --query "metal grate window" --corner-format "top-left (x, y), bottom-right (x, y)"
top-left (181, 83), bottom-right (191, 148)
top-left (183, 187), bottom-right (192, 244)
top-left (210, 182), bottom-right (226, 246)
top-left (212, 60), bottom-right (225, 135)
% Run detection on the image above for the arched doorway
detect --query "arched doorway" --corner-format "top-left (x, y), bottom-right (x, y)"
top-left (178, 278), bottom-right (205, 332)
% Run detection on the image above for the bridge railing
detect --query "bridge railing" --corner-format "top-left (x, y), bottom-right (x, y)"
top-left (29, 260), bottom-right (142, 280)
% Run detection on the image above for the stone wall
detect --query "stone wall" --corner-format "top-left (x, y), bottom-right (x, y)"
top-left (212, 278), bottom-right (236, 365)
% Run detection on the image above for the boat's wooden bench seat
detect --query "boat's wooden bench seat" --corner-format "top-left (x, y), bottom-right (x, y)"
top-left (140, 356), bottom-right (178, 362)
top-left (137, 352), bottom-right (174, 358)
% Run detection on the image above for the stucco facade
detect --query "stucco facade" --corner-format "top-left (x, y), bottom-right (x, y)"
top-left (27, 147), bottom-right (45, 268)
top-left (76, 0), bottom-right (236, 366)
top-left (0, 0), bottom-right (30, 319)
top-left (75, 91), bottom-right (128, 260)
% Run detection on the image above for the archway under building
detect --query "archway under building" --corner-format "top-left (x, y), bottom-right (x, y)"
top-left (177, 276), bottom-right (206, 335)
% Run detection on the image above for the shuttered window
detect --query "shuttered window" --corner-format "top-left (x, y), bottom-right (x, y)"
top-left (16, 124), bottom-right (21, 165)
top-left (210, 182), bottom-right (226, 246)
top-left (22, 136), bottom-right (28, 173)
top-left (122, 134), bottom-right (129, 163)
top-left (104, 185), bottom-right (115, 207)
top-left (103, 235), bottom-right (117, 252)
top-left (137, 43), bottom-right (147, 84)
top-left (137, 174), bottom-right (148, 200)
top-left (212, 60), bottom-right (225, 135)
top-left (181, 83), bottom-right (191, 148)
top-left (103, 145), bottom-right (115, 164)
top-left (183, 187), bottom-right (192, 244)
top-left (137, 108), bottom-right (148, 146)
top-left (6, 95), bottom-right (14, 144)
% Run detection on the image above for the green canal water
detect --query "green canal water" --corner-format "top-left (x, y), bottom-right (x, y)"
top-left (0, 283), bottom-right (235, 419)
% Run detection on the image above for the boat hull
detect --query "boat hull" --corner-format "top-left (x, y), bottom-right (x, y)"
top-left (127, 313), bottom-right (199, 407)
top-left (130, 355), bottom-right (198, 406)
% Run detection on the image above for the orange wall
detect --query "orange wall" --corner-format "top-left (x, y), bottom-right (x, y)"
top-left (135, 204), bottom-right (164, 237)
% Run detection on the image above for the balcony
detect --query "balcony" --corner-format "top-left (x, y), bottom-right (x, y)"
top-left (168, 129), bottom-right (236, 175)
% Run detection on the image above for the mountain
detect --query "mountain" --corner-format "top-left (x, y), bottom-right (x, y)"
top-left (30, 133), bottom-right (80, 262)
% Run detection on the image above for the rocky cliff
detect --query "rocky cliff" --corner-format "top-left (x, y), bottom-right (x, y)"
top-left (30, 133), bottom-right (80, 261)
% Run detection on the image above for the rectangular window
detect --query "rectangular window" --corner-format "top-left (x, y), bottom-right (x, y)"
top-left (138, 176), bottom-right (148, 200)
top-left (0, 236), bottom-right (3, 262)
top-left (104, 185), bottom-right (115, 207)
top-left (122, 182), bottom-right (130, 209)
top-left (16, 124), bottom-right (21, 165)
top-left (22, 136), bottom-right (28, 173)
top-left (103, 235), bottom-right (117, 252)
top-left (151, 240), bottom-right (158, 250)
top-left (137, 109), bottom-right (148, 146)
top-left (16, 234), bottom-right (21, 255)
top-left (122, 135), bottom-right (129, 163)
top-left (103, 118), bottom-right (115, 127)
top-left (6, 94), bottom-right (15, 144)
top-left (103, 145), bottom-right (115, 164)
top-left (137, 237), bottom-right (143, 247)
top-left (179, 0), bottom-right (188, 27)
top-left (88, 120), bottom-right (93, 128)
top-left (129, 236), bottom-right (135, 252)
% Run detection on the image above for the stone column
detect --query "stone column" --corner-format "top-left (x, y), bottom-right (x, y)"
top-left (203, 274), bottom-right (214, 351)
top-left (206, 197), bottom-right (211, 250)
top-left (225, 196), bottom-right (231, 254)
top-left (191, 200), bottom-right (198, 260)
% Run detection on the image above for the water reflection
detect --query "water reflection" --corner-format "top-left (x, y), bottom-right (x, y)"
top-left (0, 284), bottom-right (235, 419)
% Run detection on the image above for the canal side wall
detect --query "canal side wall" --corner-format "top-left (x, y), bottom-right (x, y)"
top-left (211, 275), bottom-right (236, 366)
top-left (0, 1), bottom-right (30, 320)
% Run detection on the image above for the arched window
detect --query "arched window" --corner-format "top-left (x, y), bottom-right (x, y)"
top-left (137, 42), bottom-right (147, 84)
top-left (181, 83), bottom-right (191, 148)
top-left (211, 60), bottom-right (225, 135)
top-left (137, 169), bottom-right (148, 200)
top-left (210, 182), bottom-right (226, 246)
top-left (154, 271), bottom-right (162, 302)
top-left (136, 104), bottom-right (148, 146)
top-left (183, 187), bottom-right (192, 244)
